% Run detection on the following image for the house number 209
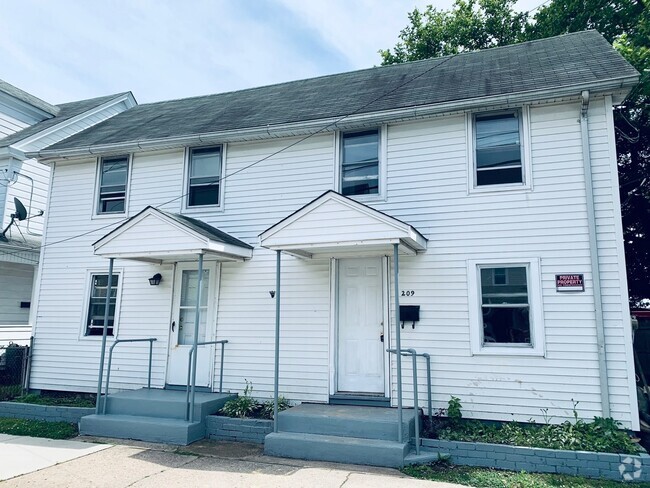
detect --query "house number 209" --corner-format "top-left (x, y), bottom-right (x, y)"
top-left (401, 290), bottom-right (415, 297)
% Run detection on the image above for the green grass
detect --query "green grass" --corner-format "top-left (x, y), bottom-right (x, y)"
top-left (402, 463), bottom-right (650, 488)
top-left (0, 417), bottom-right (78, 439)
top-left (12, 393), bottom-right (96, 408)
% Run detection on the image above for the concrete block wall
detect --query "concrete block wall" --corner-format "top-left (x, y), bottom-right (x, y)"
top-left (206, 416), bottom-right (273, 444)
top-left (422, 439), bottom-right (650, 482)
top-left (0, 401), bottom-right (94, 424)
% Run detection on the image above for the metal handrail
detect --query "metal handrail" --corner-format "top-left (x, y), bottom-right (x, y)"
top-left (185, 339), bottom-right (228, 422)
top-left (387, 347), bottom-right (432, 455)
top-left (103, 338), bottom-right (157, 414)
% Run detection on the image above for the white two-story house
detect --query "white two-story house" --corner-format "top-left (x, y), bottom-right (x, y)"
top-left (26, 31), bottom-right (641, 438)
top-left (0, 80), bottom-right (136, 345)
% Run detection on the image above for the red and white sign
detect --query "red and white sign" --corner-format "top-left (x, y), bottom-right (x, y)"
top-left (556, 274), bottom-right (584, 292)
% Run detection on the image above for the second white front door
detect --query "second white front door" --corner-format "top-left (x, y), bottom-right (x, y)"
top-left (337, 258), bottom-right (385, 393)
top-left (166, 262), bottom-right (217, 387)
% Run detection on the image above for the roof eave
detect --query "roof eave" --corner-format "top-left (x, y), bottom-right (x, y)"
top-left (29, 74), bottom-right (640, 161)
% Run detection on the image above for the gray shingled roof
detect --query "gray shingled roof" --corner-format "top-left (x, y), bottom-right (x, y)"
top-left (160, 209), bottom-right (253, 249)
top-left (0, 93), bottom-right (131, 149)
top-left (44, 30), bottom-right (638, 153)
top-left (0, 79), bottom-right (59, 116)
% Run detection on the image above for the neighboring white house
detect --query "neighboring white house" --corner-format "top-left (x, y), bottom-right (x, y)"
top-left (0, 79), bottom-right (136, 345)
top-left (26, 31), bottom-right (641, 429)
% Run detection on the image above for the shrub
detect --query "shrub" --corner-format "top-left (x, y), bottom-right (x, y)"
top-left (260, 396), bottom-right (291, 419)
top-left (219, 381), bottom-right (292, 420)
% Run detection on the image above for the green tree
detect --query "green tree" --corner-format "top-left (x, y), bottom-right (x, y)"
top-left (380, 0), bottom-right (650, 306)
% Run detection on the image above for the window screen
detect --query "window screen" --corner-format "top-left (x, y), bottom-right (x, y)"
top-left (341, 130), bottom-right (379, 196)
top-left (188, 147), bottom-right (221, 207)
top-left (98, 156), bottom-right (129, 213)
top-left (86, 274), bottom-right (119, 336)
top-left (475, 113), bottom-right (523, 186)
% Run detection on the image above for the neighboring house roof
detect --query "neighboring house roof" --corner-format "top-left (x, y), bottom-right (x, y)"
top-left (38, 30), bottom-right (638, 156)
top-left (0, 78), bottom-right (59, 116)
top-left (0, 92), bottom-right (132, 149)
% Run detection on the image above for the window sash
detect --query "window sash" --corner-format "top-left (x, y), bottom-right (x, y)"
top-left (341, 130), bottom-right (379, 196)
top-left (474, 112), bottom-right (523, 186)
top-left (188, 147), bottom-right (221, 207)
top-left (98, 157), bottom-right (128, 214)
top-left (86, 274), bottom-right (118, 336)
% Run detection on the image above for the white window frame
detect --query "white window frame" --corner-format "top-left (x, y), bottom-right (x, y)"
top-left (468, 258), bottom-right (544, 356)
top-left (182, 144), bottom-right (226, 213)
top-left (334, 125), bottom-right (387, 201)
top-left (93, 155), bottom-right (132, 218)
top-left (79, 268), bottom-right (123, 340)
top-left (466, 106), bottom-right (532, 194)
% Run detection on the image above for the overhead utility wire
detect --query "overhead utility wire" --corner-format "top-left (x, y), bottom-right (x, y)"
top-left (0, 54), bottom-right (459, 261)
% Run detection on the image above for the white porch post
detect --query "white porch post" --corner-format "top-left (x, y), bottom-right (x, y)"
top-left (273, 250), bottom-right (281, 432)
top-left (393, 243), bottom-right (403, 442)
top-left (95, 257), bottom-right (114, 415)
top-left (189, 253), bottom-right (204, 423)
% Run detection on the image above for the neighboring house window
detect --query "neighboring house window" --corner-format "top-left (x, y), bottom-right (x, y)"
top-left (341, 129), bottom-right (379, 196)
top-left (188, 146), bottom-right (222, 207)
top-left (474, 112), bottom-right (523, 187)
top-left (468, 259), bottom-right (544, 356)
top-left (98, 156), bottom-right (129, 214)
top-left (85, 274), bottom-right (119, 336)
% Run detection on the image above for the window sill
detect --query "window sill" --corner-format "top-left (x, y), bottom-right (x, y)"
top-left (344, 193), bottom-right (386, 204)
top-left (181, 205), bottom-right (224, 215)
top-left (471, 346), bottom-right (545, 357)
top-left (468, 184), bottom-right (532, 196)
top-left (91, 212), bottom-right (128, 221)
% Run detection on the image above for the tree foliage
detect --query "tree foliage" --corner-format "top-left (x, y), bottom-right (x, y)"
top-left (381, 0), bottom-right (650, 305)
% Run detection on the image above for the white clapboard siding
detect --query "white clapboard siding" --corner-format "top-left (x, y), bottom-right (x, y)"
top-left (3, 159), bottom-right (50, 235)
top-left (30, 98), bottom-right (636, 428)
top-left (0, 262), bottom-right (34, 325)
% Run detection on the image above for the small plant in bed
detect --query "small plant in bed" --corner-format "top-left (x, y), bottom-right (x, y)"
top-left (219, 380), bottom-right (291, 420)
top-left (13, 390), bottom-right (96, 408)
top-left (424, 397), bottom-right (640, 455)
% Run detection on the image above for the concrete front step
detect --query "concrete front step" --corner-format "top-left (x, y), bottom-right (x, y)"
top-left (404, 445), bottom-right (448, 465)
top-left (264, 431), bottom-right (410, 468)
top-left (80, 414), bottom-right (205, 445)
top-left (101, 388), bottom-right (236, 420)
top-left (277, 403), bottom-right (417, 441)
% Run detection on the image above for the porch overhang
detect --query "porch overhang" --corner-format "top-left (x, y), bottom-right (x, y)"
top-left (259, 191), bottom-right (427, 259)
top-left (93, 206), bottom-right (253, 264)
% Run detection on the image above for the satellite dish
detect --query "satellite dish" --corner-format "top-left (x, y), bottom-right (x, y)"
top-left (13, 198), bottom-right (27, 221)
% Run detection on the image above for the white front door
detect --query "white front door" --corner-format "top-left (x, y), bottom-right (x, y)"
top-left (166, 262), bottom-right (216, 387)
top-left (337, 258), bottom-right (385, 393)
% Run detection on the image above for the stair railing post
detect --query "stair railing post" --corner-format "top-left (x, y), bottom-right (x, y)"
top-left (423, 353), bottom-right (432, 425)
top-left (407, 349), bottom-right (420, 455)
top-left (189, 253), bottom-right (204, 423)
top-left (95, 257), bottom-right (114, 415)
top-left (148, 339), bottom-right (153, 389)
top-left (393, 243), bottom-right (403, 442)
top-left (219, 341), bottom-right (226, 393)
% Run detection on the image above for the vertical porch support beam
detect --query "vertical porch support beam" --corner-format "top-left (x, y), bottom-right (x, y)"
top-left (189, 253), bottom-right (204, 423)
top-left (273, 250), bottom-right (281, 433)
top-left (393, 243), bottom-right (403, 442)
top-left (95, 257), bottom-right (114, 415)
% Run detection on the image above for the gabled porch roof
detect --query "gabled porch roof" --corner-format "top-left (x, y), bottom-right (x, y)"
top-left (93, 206), bottom-right (253, 263)
top-left (259, 191), bottom-right (427, 258)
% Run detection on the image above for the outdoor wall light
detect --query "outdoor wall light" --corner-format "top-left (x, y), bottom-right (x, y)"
top-left (269, 290), bottom-right (275, 298)
top-left (148, 273), bottom-right (162, 286)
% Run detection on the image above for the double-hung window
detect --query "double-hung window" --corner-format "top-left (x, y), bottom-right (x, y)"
top-left (98, 156), bottom-right (129, 214)
top-left (468, 259), bottom-right (544, 356)
top-left (85, 273), bottom-right (119, 336)
top-left (340, 129), bottom-right (380, 196)
top-left (474, 111), bottom-right (524, 187)
top-left (187, 146), bottom-right (222, 207)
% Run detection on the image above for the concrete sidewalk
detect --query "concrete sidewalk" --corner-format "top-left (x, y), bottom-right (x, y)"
top-left (1, 437), bottom-right (465, 487)
top-left (0, 434), bottom-right (110, 481)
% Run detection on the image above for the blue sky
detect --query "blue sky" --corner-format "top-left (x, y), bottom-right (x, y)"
top-left (1, 0), bottom-right (541, 105)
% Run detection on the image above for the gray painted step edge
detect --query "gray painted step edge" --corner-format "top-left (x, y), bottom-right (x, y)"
top-left (80, 414), bottom-right (204, 445)
top-left (264, 431), bottom-right (410, 468)
top-left (103, 395), bottom-right (234, 420)
top-left (277, 411), bottom-right (414, 441)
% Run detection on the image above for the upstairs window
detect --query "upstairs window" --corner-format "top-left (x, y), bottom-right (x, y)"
top-left (474, 112), bottom-right (523, 186)
top-left (341, 129), bottom-right (379, 196)
top-left (98, 156), bottom-right (129, 214)
top-left (188, 146), bottom-right (222, 207)
top-left (85, 273), bottom-right (119, 336)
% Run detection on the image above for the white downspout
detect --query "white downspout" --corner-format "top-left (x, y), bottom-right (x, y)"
top-left (580, 90), bottom-right (611, 418)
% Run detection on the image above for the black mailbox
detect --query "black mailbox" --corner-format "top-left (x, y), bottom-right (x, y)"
top-left (399, 305), bottom-right (420, 329)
